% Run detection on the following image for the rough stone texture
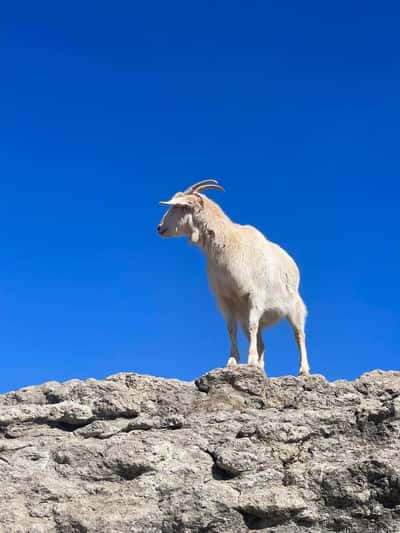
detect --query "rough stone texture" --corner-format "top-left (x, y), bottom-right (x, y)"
top-left (1, 367), bottom-right (400, 532)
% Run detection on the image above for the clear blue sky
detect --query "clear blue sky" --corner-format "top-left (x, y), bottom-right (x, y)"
top-left (1, 1), bottom-right (399, 392)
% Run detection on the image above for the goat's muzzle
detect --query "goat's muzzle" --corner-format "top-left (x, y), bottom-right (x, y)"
top-left (157, 225), bottom-right (167, 236)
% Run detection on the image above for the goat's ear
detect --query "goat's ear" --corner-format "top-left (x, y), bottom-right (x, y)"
top-left (159, 198), bottom-right (188, 207)
top-left (160, 199), bottom-right (177, 206)
top-left (159, 194), bottom-right (197, 208)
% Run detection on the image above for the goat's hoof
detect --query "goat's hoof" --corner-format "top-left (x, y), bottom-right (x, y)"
top-left (226, 357), bottom-right (238, 367)
top-left (298, 369), bottom-right (310, 377)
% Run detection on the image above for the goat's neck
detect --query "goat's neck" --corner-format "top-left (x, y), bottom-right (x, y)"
top-left (192, 207), bottom-right (234, 260)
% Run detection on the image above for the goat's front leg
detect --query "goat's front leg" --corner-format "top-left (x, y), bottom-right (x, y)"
top-left (246, 310), bottom-right (261, 367)
top-left (257, 329), bottom-right (265, 370)
top-left (226, 316), bottom-right (240, 367)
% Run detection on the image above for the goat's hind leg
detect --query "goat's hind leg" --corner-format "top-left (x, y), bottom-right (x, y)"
top-left (288, 295), bottom-right (310, 376)
top-left (293, 328), bottom-right (309, 376)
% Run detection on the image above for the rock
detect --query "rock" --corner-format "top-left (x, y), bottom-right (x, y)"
top-left (74, 418), bottom-right (129, 438)
top-left (54, 401), bottom-right (95, 425)
top-left (237, 486), bottom-right (307, 525)
top-left (0, 366), bottom-right (400, 532)
top-left (195, 366), bottom-right (268, 409)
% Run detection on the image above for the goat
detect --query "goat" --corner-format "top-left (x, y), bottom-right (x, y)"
top-left (157, 179), bottom-right (310, 376)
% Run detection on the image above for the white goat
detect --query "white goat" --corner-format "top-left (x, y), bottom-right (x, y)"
top-left (157, 179), bottom-right (310, 376)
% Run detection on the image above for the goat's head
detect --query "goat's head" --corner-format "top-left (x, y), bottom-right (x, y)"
top-left (157, 179), bottom-right (224, 242)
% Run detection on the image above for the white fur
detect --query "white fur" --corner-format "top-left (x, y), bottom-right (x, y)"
top-left (158, 188), bottom-right (310, 376)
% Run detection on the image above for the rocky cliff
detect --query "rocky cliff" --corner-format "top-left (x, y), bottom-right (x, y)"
top-left (1, 367), bottom-right (400, 532)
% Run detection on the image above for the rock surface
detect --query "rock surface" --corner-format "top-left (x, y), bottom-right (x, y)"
top-left (1, 367), bottom-right (400, 532)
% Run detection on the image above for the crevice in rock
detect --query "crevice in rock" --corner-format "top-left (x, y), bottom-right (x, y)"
top-left (203, 449), bottom-right (240, 480)
top-left (325, 518), bottom-right (348, 531)
top-left (236, 509), bottom-right (287, 529)
top-left (47, 421), bottom-right (88, 432)
top-left (356, 404), bottom-right (395, 430)
top-left (54, 517), bottom-right (88, 533)
top-left (211, 463), bottom-right (236, 481)
top-left (365, 461), bottom-right (400, 508)
top-left (116, 464), bottom-right (154, 481)
top-left (44, 392), bottom-right (64, 405)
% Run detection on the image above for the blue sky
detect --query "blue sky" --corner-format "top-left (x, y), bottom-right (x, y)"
top-left (0, 1), bottom-right (399, 392)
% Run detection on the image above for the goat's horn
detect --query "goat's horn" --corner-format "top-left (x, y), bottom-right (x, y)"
top-left (184, 179), bottom-right (219, 194)
top-left (196, 183), bottom-right (225, 193)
